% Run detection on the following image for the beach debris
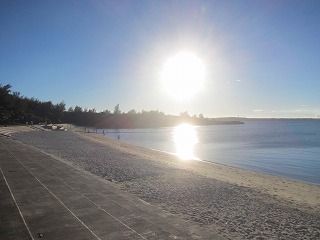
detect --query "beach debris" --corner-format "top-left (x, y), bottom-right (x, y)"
top-left (38, 232), bottom-right (44, 238)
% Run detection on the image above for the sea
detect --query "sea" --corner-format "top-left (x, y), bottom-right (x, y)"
top-left (101, 119), bottom-right (320, 185)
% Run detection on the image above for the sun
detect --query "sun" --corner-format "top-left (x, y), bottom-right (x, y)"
top-left (161, 52), bottom-right (205, 101)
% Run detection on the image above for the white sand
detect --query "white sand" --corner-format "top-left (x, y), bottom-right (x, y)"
top-left (81, 130), bottom-right (320, 211)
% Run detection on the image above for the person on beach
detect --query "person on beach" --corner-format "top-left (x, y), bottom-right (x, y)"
top-left (103, 130), bottom-right (105, 135)
top-left (117, 135), bottom-right (120, 140)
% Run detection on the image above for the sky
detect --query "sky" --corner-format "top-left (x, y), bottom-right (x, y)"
top-left (1, 0), bottom-right (320, 118)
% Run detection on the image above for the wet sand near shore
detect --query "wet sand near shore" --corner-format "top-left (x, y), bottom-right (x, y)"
top-left (12, 126), bottom-right (320, 239)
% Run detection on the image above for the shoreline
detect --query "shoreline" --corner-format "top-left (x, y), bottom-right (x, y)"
top-left (76, 129), bottom-right (320, 213)
top-left (10, 126), bottom-right (320, 239)
top-left (135, 146), bottom-right (319, 186)
top-left (93, 123), bottom-right (320, 186)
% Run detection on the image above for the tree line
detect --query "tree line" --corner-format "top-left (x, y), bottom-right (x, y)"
top-left (0, 84), bottom-right (65, 124)
top-left (1, 84), bottom-right (243, 127)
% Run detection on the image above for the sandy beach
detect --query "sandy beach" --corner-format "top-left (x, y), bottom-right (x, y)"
top-left (11, 126), bottom-right (320, 239)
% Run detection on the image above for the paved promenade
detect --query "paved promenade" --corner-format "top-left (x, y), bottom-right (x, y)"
top-left (0, 137), bottom-right (221, 240)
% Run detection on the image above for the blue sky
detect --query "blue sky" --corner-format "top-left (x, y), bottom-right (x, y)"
top-left (1, 0), bottom-right (319, 118)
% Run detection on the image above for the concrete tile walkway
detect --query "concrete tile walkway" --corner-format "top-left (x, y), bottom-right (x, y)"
top-left (0, 138), bottom-right (222, 239)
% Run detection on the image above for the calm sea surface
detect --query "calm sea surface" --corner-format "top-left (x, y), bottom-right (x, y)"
top-left (102, 120), bottom-right (320, 184)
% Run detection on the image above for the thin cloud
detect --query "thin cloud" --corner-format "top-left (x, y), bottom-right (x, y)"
top-left (226, 79), bottom-right (242, 84)
top-left (253, 109), bottom-right (263, 112)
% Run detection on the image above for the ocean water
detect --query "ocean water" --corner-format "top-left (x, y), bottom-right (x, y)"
top-left (102, 119), bottom-right (320, 184)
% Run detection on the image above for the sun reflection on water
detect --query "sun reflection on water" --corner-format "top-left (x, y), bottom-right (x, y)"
top-left (173, 124), bottom-right (198, 160)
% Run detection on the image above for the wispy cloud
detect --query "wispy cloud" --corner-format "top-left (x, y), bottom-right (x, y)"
top-left (226, 79), bottom-right (242, 84)
top-left (253, 109), bottom-right (263, 112)
top-left (267, 109), bottom-right (320, 118)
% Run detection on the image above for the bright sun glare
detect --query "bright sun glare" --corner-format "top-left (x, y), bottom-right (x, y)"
top-left (161, 52), bottom-right (205, 100)
top-left (173, 124), bottom-right (198, 160)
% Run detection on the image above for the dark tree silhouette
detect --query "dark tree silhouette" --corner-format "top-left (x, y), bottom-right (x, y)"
top-left (114, 104), bottom-right (121, 114)
top-left (0, 84), bottom-right (66, 124)
top-left (1, 84), bottom-right (243, 127)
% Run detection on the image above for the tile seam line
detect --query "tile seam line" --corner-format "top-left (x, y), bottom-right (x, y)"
top-left (0, 141), bottom-right (101, 240)
top-left (0, 167), bottom-right (34, 240)
top-left (15, 149), bottom-right (148, 240)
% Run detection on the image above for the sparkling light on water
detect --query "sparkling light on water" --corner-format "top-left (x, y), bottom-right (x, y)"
top-left (173, 124), bottom-right (198, 160)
